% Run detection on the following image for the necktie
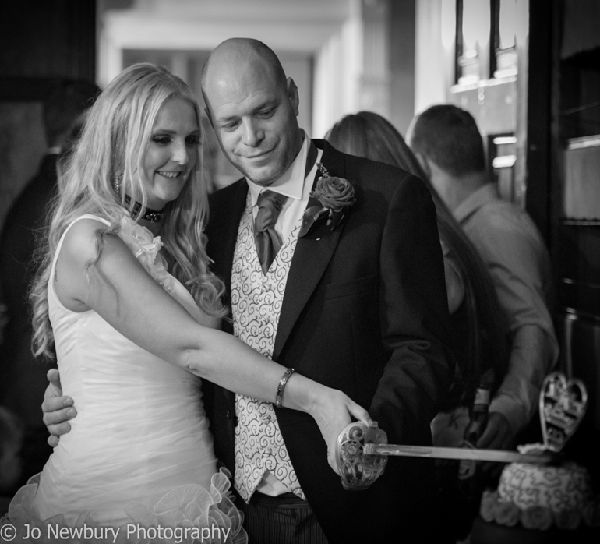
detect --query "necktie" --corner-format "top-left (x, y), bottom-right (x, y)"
top-left (254, 190), bottom-right (288, 274)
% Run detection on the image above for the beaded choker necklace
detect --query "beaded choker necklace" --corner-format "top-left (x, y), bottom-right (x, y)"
top-left (123, 195), bottom-right (165, 223)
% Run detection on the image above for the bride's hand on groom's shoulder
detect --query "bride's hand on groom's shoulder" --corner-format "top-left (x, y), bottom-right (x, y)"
top-left (41, 369), bottom-right (77, 447)
top-left (309, 387), bottom-right (371, 475)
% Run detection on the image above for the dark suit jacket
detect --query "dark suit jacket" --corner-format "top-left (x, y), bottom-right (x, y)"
top-left (205, 140), bottom-right (453, 542)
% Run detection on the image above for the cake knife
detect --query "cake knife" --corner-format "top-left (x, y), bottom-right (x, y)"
top-left (336, 421), bottom-right (556, 490)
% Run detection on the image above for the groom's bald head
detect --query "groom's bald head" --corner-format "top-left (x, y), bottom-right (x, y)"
top-left (201, 38), bottom-right (287, 96)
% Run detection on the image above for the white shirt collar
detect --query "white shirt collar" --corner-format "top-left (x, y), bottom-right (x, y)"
top-left (247, 131), bottom-right (311, 206)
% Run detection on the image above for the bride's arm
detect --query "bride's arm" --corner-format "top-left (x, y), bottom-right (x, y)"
top-left (54, 218), bottom-right (370, 467)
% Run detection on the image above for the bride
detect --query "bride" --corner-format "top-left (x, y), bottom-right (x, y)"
top-left (6, 63), bottom-right (368, 540)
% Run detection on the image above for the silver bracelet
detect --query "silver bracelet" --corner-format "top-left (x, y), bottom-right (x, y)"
top-left (275, 368), bottom-right (296, 408)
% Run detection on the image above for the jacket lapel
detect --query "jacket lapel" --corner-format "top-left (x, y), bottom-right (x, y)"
top-left (273, 140), bottom-right (347, 360)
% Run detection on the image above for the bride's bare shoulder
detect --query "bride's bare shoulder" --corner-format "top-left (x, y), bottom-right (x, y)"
top-left (54, 217), bottom-right (118, 311)
top-left (59, 217), bottom-right (111, 267)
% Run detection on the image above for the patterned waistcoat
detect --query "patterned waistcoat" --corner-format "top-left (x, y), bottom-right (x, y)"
top-left (230, 196), bottom-right (305, 502)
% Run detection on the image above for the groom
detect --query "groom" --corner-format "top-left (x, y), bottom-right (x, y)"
top-left (44, 39), bottom-right (453, 543)
top-left (201, 39), bottom-right (453, 543)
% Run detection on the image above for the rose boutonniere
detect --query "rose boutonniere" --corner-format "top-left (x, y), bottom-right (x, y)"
top-left (299, 164), bottom-right (356, 238)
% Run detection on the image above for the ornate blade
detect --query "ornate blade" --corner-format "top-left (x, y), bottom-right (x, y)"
top-left (363, 443), bottom-right (554, 464)
top-left (336, 422), bottom-right (555, 491)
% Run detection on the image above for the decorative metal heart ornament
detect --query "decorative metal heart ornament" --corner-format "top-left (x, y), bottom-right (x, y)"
top-left (336, 422), bottom-right (388, 490)
top-left (539, 372), bottom-right (588, 452)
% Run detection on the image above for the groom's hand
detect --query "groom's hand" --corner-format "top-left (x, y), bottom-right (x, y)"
top-left (41, 369), bottom-right (77, 447)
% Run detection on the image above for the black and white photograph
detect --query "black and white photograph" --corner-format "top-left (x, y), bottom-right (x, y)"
top-left (0, 1), bottom-right (599, 543)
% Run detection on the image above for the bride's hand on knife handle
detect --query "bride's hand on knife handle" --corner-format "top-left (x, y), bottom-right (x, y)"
top-left (41, 369), bottom-right (77, 447)
top-left (284, 374), bottom-right (372, 474)
top-left (315, 388), bottom-right (372, 475)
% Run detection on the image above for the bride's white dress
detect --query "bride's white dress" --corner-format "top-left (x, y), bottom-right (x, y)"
top-left (8, 215), bottom-right (245, 542)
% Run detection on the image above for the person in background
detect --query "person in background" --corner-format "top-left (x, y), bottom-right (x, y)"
top-left (409, 104), bottom-right (558, 450)
top-left (0, 79), bottom-right (100, 487)
top-left (326, 110), bottom-right (511, 540)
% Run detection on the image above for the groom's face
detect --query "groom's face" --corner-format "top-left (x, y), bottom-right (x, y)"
top-left (204, 62), bottom-right (302, 186)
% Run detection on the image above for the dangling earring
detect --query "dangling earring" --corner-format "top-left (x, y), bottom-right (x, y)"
top-left (113, 173), bottom-right (123, 197)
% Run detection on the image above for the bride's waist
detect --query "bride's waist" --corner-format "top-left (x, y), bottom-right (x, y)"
top-left (66, 408), bottom-right (210, 435)
top-left (61, 375), bottom-right (202, 395)
top-left (63, 384), bottom-right (204, 414)
top-left (37, 441), bottom-right (218, 512)
top-left (53, 420), bottom-right (215, 466)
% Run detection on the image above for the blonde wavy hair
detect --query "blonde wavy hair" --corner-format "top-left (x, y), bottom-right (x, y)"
top-left (31, 63), bottom-right (226, 358)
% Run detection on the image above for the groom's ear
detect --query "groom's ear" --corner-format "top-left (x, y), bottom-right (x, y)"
top-left (286, 77), bottom-right (299, 117)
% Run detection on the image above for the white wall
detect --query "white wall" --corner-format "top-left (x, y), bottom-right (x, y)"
top-left (414, 0), bottom-right (455, 115)
top-left (98, 0), bottom-right (397, 140)
top-left (313, 10), bottom-right (362, 137)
